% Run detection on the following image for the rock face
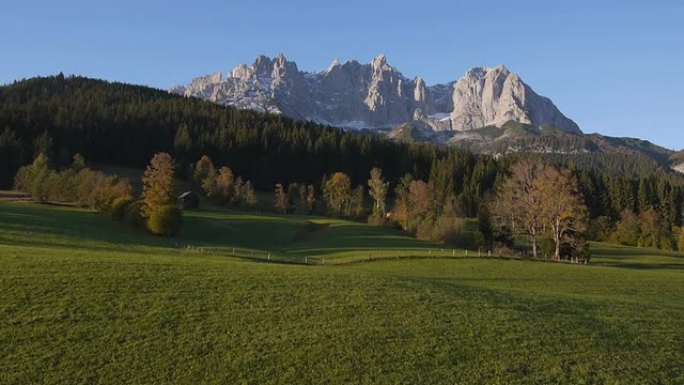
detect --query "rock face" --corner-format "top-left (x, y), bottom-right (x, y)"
top-left (173, 54), bottom-right (581, 134)
top-left (450, 66), bottom-right (580, 133)
top-left (673, 162), bottom-right (684, 174)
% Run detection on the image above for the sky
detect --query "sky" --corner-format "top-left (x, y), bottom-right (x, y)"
top-left (1, 0), bottom-right (683, 149)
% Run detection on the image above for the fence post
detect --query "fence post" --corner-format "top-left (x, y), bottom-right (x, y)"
top-left (268, 252), bottom-right (270, 261)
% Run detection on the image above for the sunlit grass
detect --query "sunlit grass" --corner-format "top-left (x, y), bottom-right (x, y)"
top-left (0, 202), bottom-right (682, 384)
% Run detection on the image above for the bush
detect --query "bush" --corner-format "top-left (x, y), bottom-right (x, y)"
top-left (146, 205), bottom-right (183, 236)
top-left (124, 201), bottom-right (145, 228)
top-left (413, 215), bottom-right (464, 244)
top-left (367, 215), bottom-right (389, 227)
top-left (109, 197), bottom-right (133, 220)
top-left (431, 216), bottom-right (464, 244)
top-left (588, 216), bottom-right (614, 241)
top-left (677, 227), bottom-right (684, 252)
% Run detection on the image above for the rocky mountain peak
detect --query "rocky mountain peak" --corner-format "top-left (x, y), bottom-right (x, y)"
top-left (326, 59), bottom-right (342, 73)
top-left (372, 54), bottom-right (388, 70)
top-left (173, 55), bottom-right (580, 135)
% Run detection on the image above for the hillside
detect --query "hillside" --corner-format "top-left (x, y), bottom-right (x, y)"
top-left (671, 150), bottom-right (684, 174)
top-left (389, 121), bottom-right (678, 176)
top-left (1, 201), bottom-right (683, 384)
top-left (0, 75), bottom-right (440, 189)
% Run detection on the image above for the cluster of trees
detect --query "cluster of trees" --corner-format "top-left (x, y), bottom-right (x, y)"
top-left (321, 173), bottom-right (365, 218)
top-left (273, 183), bottom-right (316, 215)
top-left (590, 208), bottom-right (683, 251)
top-left (392, 174), bottom-right (465, 243)
top-left (272, 172), bottom-right (366, 217)
top-left (193, 156), bottom-right (257, 209)
top-left (13, 151), bottom-right (184, 237)
top-left (14, 153), bottom-right (133, 212)
top-left (574, 171), bottom-right (684, 251)
top-left (271, 166), bottom-right (466, 244)
top-left (489, 160), bottom-right (589, 260)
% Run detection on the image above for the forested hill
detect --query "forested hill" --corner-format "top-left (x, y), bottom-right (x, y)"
top-left (0, 75), bottom-right (444, 189)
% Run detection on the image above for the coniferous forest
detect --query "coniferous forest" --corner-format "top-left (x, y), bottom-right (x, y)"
top-left (1, 75), bottom-right (683, 250)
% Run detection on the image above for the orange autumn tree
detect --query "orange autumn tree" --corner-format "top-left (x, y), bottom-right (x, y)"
top-left (493, 160), bottom-right (588, 260)
top-left (536, 165), bottom-right (588, 260)
top-left (141, 152), bottom-right (177, 218)
top-left (323, 172), bottom-right (352, 216)
top-left (141, 152), bottom-right (182, 236)
top-left (493, 160), bottom-right (545, 258)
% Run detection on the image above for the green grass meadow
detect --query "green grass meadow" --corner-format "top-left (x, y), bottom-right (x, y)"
top-left (0, 202), bottom-right (683, 384)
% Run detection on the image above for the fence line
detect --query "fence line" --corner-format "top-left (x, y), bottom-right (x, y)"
top-left (177, 244), bottom-right (589, 266)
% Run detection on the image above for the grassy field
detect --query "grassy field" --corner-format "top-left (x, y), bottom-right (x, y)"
top-left (0, 201), bottom-right (683, 384)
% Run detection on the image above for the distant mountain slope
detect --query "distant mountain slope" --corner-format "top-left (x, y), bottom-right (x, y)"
top-left (172, 54), bottom-right (580, 134)
top-left (449, 121), bottom-right (671, 162)
top-left (386, 121), bottom-right (677, 176)
top-left (672, 150), bottom-right (684, 174)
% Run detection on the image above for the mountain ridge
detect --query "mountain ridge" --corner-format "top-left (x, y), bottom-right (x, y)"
top-left (172, 54), bottom-right (581, 135)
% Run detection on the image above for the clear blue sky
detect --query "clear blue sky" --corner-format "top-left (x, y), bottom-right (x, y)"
top-left (2, 0), bottom-right (683, 149)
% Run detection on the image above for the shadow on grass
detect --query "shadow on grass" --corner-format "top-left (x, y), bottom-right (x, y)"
top-left (0, 203), bottom-right (173, 252)
top-left (286, 221), bottom-right (433, 254)
top-left (591, 262), bottom-right (684, 271)
top-left (180, 210), bottom-right (302, 251)
top-left (392, 273), bottom-right (644, 352)
top-left (591, 243), bottom-right (684, 258)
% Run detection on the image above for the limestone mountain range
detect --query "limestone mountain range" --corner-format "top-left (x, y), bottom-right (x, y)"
top-left (171, 54), bottom-right (581, 135)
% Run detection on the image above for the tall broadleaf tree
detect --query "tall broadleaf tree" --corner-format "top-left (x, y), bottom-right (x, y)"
top-left (368, 167), bottom-right (389, 218)
top-left (141, 152), bottom-right (177, 218)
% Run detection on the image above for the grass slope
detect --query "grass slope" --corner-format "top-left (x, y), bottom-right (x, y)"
top-left (1, 202), bottom-right (683, 384)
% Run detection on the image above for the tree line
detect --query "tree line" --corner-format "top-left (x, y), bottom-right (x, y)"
top-left (2, 75), bottom-right (683, 253)
top-left (13, 151), bottom-right (184, 237)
